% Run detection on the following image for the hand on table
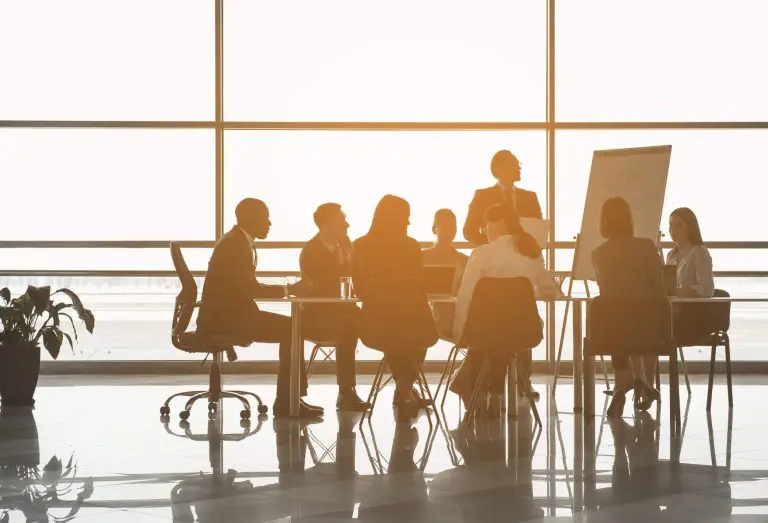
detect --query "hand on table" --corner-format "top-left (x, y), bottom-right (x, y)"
top-left (287, 278), bottom-right (315, 298)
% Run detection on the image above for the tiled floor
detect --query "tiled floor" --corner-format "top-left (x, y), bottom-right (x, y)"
top-left (0, 374), bottom-right (765, 522)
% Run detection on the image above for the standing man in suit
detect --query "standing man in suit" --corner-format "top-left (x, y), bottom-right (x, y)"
top-left (463, 150), bottom-right (543, 245)
top-left (196, 198), bottom-right (323, 419)
top-left (299, 203), bottom-right (370, 411)
top-left (462, 150), bottom-right (544, 399)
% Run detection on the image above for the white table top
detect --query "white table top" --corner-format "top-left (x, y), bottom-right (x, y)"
top-left (249, 295), bottom-right (768, 305)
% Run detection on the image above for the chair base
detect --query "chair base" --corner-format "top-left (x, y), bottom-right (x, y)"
top-left (159, 360), bottom-right (267, 421)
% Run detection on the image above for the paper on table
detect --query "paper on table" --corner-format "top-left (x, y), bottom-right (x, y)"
top-left (520, 218), bottom-right (549, 247)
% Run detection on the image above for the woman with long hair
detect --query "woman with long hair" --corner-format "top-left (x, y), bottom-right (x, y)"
top-left (351, 195), bottom-right (438, 421)
top-left (592, 197), bottom-right (666, 417)
top-left (450, 202), bottom-right (560, 407)
top-left (666, 207), bottom-right (713, 298)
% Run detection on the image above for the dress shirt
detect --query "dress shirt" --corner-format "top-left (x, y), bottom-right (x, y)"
top-left (666, 245), bottom-right (715, 297)
top-left (453, 235), bottom-right (560, 343)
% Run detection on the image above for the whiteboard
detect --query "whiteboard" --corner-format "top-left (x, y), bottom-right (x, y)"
top-left (573, 145), bottom-right (672, 281)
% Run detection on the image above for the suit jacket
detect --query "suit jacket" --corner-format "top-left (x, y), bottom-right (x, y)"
top-left (592, 236), bottom-right (665, 298)
top-left (299, 234), bottom-right (355, 321)
top-left (351, 232), bottom-right (437, 352)
top-left (196, 226), bottom-right (283, 333)
top-left (463, 185), bottom-right (542, 245)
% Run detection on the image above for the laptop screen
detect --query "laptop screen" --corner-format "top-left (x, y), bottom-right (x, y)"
top-left (423, 265), bottom-right (457, 296)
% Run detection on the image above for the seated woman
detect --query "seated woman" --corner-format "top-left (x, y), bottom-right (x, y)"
top-left (449, 203), bottom-right (561, 406)
top-left (666, 207), bottom-right (715, 340)
top-left (422, 208), bottom-right (468, 341)
top-left (351, 195), bottom-right (438, 421)
top-left (592, 197), bottom-right (665, 417)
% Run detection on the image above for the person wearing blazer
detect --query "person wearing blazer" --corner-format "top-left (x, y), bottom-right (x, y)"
top-left (299, 203), bottom-right (370, 412)
top-left (462, 150), bottom-right (542, 246)
top-left (196, 198), bottom-right (322, 419)
top-left (461, 150), bottom-right (544, 398)
top-left (351, 195), bottom-right (438, 422)
top-left (591, 197), bottom-right (665, 418)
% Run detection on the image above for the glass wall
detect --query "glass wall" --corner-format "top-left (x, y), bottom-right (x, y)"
top-left (1, 1), bottom-right (765, 363)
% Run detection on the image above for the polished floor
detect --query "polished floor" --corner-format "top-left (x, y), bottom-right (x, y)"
top-left (0, 374), bottom-right (765, 522)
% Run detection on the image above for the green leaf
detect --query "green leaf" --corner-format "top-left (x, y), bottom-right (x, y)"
top-left (53, 289), bottom-right (95, 333)
top-left (27, 285), bottom-right (51, 316)
top-left (0, 287), bottom-right (10, 304)
top-left (59, 312), bottom-right (79, 341)
top-left (61, 332), bottom-right (74, 352)
top-left (42, 328), bottom-right (64, 360)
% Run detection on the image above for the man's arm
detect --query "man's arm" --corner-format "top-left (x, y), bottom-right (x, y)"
top-left (463, 191), bottom-right (487, 245)
top-left (246, 249), bottom-right (285, 299)
top-left (299, 242), bottom-right (334, 296)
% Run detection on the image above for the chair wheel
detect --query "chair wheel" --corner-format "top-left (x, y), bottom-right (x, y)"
top-left (257, 404), bottom-right (268, 415)
top-left (240, 409), bottom-right (251, 420)
top-left (160, 405), bottom-right (171, 415)
top-left (179, 410), bottom-right (190, 421)
top-left (179, 420), bottom-right (190, 430)
top-left (160, 415), bottom-right (170, 424)
top-left (240, 419), bottom-right (251, 428)
top-left (257, 414), bottom-right (268, 423)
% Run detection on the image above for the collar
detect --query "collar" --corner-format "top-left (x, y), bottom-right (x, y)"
top-left (497, 182), bottom-right (516, 193)
top-left (237, 226), bottom-right (254, 247)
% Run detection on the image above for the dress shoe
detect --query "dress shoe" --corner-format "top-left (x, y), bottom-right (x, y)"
top-left (336, 389), bottom-right (371, 411)
top-left (392, 386), bottom-right (433, 408)
top-left (300, 399), bottom-right (324, 414)
top-left (273, 399), bottom-right (324, 419)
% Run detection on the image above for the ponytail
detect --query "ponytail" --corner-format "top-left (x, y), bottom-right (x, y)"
top-left (513, 231), bottom-right (542, 259)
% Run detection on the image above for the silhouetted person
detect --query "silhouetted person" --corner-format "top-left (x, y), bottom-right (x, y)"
top-left (422, 209), bottom-right (468, 340)
top-left (299, 203), bottom-right (369, 411)
top-left (592, 197), bottom-right (665, 417)
top-left (451, 204), bottom-right (559, 406)
top-left (351, 195), bottom-right (438, 422)
top-left (463, 150), bottom-right (542, 246)
top-left (196, 198), bottom-right (323, 418)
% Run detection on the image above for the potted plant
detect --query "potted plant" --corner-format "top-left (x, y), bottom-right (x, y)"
top-left (0, 286), bottom-right (94, 406)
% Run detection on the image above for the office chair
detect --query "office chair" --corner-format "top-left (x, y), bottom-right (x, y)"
top-left (159, 242), bottom-right (268, 421)
top-left (462, 277), bottom-right (544, 427)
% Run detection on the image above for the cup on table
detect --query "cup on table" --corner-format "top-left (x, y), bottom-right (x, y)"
top-left (340, 276), bottom-right (353, 299)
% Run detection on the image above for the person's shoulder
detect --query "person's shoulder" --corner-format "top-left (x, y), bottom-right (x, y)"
top-left (591, 238), bottom-right (610, 259)
top-left (693, 244), bottom-right (712, 260)
top-left (473, 185), bottom-right (497, 199)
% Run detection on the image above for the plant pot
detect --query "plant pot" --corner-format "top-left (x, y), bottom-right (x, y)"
top-left (0, 407), bottom-right (40, 466)
top-left (0, 341), bottom-right (41, 407)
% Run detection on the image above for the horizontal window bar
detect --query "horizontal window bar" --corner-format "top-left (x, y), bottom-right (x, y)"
top-left (3, 120), bottom-right (768, 130)
top-left (0, 269), bottom-right (764, 278)
top-left (2, 240), bottom-right (768, 249)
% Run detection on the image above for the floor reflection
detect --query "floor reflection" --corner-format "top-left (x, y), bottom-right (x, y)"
top-left (1, 375), bottom-right (767, 522)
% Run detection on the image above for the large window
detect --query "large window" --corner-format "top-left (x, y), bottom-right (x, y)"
top-left (0, 1), bottom-right (214, 121)
top-left (224, 0), bottom-right (545, 122)
top-left (1, 2), bottom-right (765, 364)
top-left (556, 1), bottom-right (768, 121)
top-left (224, 130), bottom-right (546, 242)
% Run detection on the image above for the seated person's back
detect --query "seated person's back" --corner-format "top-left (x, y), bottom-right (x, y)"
top-left (592, 235), bottom-right (665, 298)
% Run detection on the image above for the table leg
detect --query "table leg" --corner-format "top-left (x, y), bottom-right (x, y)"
top-left (290, 301), bottom-right (302, 418)
top-left (584, 352), bottom-right (595, 420)
top-left (573, 301), bottom-right (583, 413)
top-left (507, 358), bottom-right (518, 419)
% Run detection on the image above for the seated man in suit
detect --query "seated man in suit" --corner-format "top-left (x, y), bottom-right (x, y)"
top-left (196, 198), bottom-right (323, 419)
top-left (422, 209), bottom-right (468, 340)
top-left (299, 203), bottom-right (370, 411)
top-left (462, 150), bottom-right (544, 398)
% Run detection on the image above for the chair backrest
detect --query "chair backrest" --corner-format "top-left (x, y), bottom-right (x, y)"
top-left (587, 295), bottom-right (672, 353)
top-left (463, 277), bottom-right (543, 354)
top-left (358, 276), bottom-right (438, 352)
top-left (170, 242), bottom-right (198, 347)
top-left (710, 288), bottom-right (731, 332)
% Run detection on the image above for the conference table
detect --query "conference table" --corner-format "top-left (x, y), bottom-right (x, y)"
top-left (255, 296), bottom-right (581, 419)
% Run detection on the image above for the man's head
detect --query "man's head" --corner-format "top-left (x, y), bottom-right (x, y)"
top-left (313, 203), bottom-right (349, 241)
top-left (235, 198), bottom-right (271, 240)
top-left (483, 203), bottom-right (511, 243)
top-left (432, 209), bottom-right (457, 244)
top-left (490, 150), bottom-right (522, 189)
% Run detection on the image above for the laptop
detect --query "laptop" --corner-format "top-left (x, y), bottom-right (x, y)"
top-left (663, 265), bottom-right (678, 296)
top-left (423, 265), bottom-right (457, 297)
